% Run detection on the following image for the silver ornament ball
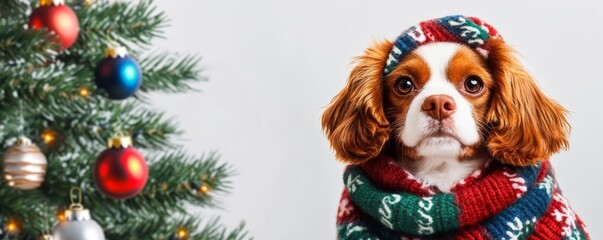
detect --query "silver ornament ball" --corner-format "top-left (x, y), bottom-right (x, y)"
top-left (53, 208), bottom-right (105, 240)
top-left (2, 136), bottom-right (47, 189)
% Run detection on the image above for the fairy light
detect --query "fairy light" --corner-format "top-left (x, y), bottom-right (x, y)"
top-left (176, 228), bottom-right (188, 239)
top-left (79, 87), bottom-right (90, 97)
top-left (43, 83), bottom-right (51, 92)
top-left (57, 210), bottom-right (66, 221)
top-left (6, 219), bottom-right (19, 234)
top-left (41, 130), bottom-right (56, 144)
top-left (199, 184), bottom-right (209, 194)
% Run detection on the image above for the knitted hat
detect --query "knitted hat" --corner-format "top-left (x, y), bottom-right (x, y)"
top-left (384, 15), bottom-right (502, 75)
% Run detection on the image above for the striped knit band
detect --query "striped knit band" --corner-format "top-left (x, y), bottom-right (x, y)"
top-left (383, 15), bottom-right (502, 75)
top-left (336, 155), bottom-right (591, 239)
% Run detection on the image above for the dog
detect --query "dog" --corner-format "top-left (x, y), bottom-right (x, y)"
top-left (323, 16), bottom-right (589, 239)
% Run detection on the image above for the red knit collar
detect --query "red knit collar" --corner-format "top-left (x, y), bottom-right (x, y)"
top-left (359, 155), bottom-right (527, 195)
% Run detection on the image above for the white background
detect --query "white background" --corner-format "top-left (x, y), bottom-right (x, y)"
top-left (151, 0), bottom-right (603, 239)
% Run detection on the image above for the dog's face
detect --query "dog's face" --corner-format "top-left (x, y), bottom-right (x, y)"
top-left (383, 43), bottom-right (493, 160)
top-left (322, 38), bottom-right (569, 166)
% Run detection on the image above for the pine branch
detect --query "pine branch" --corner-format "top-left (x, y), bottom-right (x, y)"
top-left (39, 150), bottom-right (235, 219)
top-left (0, 0), bottom-right (28, 20)
top-left (139, 52), bottom-right (205, 94)
top-left (85, 152), bottom-right (234, 214)
top-left (0, 0), bottom-right (248, 239)
top-left (142, 151), bottom-right (235, 208)
top-left (0, 185), bottom-right (53, 239)
top-left (0, 95), bottom-right (181, 155)
top-left (49, 0), bottom-right (167, 70)
top-left (189, 219), bottom-right (251, 240)
top-left (0, 26), bottom-right (59, 70)
top-left (103, 216), bottom-right (250, 240)
top-left (74, 0), bottom-right (167, 50)
top-left (1, 0), bottom-right (203, 104)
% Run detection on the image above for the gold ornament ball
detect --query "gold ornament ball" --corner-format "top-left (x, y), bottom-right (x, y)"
top-left (3, 137), bottom-right (47, 189)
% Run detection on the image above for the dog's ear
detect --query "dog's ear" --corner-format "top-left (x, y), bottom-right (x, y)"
top-left (321, 40), bottom-right (392, 164)
top-left (486, 38), bottom-right (570, 166)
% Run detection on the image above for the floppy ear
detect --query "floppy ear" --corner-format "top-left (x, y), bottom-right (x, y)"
top-left (321, 40), bottom-right (393, 164)
top-left (486, 39), bottom-right (570, 166)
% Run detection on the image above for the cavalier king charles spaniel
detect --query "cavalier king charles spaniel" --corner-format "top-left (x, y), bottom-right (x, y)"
top-left (324, 16), bottom-right (588, 239)
top-left (322, 22), bottom-right (568, 193)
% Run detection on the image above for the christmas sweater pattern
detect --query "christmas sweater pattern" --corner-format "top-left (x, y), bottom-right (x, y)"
top-left (336, 155), bottom-right (589, 240)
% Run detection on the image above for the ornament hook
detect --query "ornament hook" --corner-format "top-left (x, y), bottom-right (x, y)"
top-left (69, 187), bottom-right (84, 210)
top-left (108, 135), bottom-right (132, 148)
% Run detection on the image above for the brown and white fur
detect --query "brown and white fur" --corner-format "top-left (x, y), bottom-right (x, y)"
top-left (322, 38), bottom-right (569, 192)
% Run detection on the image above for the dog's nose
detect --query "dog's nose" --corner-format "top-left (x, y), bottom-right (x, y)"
top-left (421, 95), bottom-right (456, 120)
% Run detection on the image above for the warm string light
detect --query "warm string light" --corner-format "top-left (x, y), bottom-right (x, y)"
top-left (176, 228), bottom-right (188, 239)
top-left (43, 83), bottom-right (52, 93)
top-left (41, 130), bottom-right (56, 144)
top-left (79, 87), bottom-right (90, 98)
top-left (198, 184), bottom-right (209, 194)
top-left (6, 219), bottom-right (19, 234)
top-left (57, 210), bottom-right (66, 221)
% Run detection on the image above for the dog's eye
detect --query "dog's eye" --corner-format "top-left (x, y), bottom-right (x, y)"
top-left (464, 76), bottom-right (483, 94)
top-left (395, 77), bottom-right (414, 95)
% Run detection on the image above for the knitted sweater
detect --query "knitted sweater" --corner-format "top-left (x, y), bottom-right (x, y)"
top-left (336, 155), bottom-right (589, 240)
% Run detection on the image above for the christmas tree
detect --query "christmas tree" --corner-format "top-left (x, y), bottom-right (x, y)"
top-left (0, 0), bottom-right (248, 239)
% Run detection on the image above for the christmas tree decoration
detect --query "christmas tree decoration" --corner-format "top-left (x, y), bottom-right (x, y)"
top-left (5, 219), bottom-right (19, 235)
top-left (78, 87), bottom-right (90, 98)
top-left (2, 0), bottom-right (247, 238)
top-left (93, 136), bottom-right (148, 199)
top-left (189, 180), bottom-right (210, 195)
top-left (28, 0), bottom-right (80, 50)
top-left (177, 228), bottom-right (188, 239)
top-left (94, 47), bottom-right (143, 100)
top-left (53, 188), bottom-right (105, 240)
top-left (168, 228), bottom-right (188, 240)
top-left (199, 184), bottom-right (209, 194)
top-left (56, 209), bottom-right (66, 222)
top-left (40, 234), bottom-right (54, 240)
top-left (2, 137), bottom-right (47, 190)
top-left (41, 130), bottom-right (57, 145)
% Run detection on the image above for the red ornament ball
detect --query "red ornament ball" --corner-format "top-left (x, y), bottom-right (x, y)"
top-left (28, 4), bottom-right (80, 49)
top-left (93, 139), bottom-right (148, 200)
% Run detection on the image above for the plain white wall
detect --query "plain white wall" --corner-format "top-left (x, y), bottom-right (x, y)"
top-left (151, 0), bottom-right (603, 239)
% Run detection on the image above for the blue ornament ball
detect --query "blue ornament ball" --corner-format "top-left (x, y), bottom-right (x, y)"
top-left (94, 56), bottom-right (142, 100)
